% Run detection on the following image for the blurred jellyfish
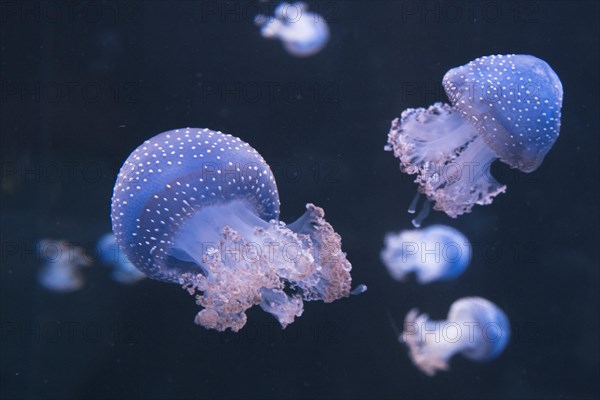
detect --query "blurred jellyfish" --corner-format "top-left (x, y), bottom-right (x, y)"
top-left (97, 233), bottom-right (146, 284)
top-left (111, 128), bottom-right (361, 332)
top-left (401, 297), bottom-right (510, 376)
top-left (385, 54), bottom-right (563, 223)
top-left (37, 239), bottom-right (91, 292)
top-left (381, 225), bottom-right (470, 284)
top-left (255, 2), bottom-right (329, 57)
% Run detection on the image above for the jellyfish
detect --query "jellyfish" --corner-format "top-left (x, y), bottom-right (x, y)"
top-left (380, 225), bottom-right (470, 284)
top-left (36, 239), bottom-right (91, 292)
top-left (401, 297), bottom-right (510, 376)
top-left (97, 233), bottom-right (146, 284)
top-left (111, 128), bottom-right (360, 332)
top-left (385, 54), bottom-right (563, 222)
top-left (254, 2), bottom-right (329, 57)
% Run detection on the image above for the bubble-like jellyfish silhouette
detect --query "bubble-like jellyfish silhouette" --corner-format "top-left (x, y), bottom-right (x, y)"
top-left (385, 54), bottom-right (563, 223)
top-left (111, 128), bottom-right (360, 332)
top-left (97, 233), bottom-right (146, 284)
top-left (255, 2), bottom-right (329, 57)
top-left (401, 297), bottom-right (510, 376)
top-left (381, 225), bottom-right (470, 284)
top-left (36, 239), bottom-right (91, 292)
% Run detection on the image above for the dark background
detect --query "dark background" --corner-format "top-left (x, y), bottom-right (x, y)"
top-left (1, 1), bottom-right (598, 399)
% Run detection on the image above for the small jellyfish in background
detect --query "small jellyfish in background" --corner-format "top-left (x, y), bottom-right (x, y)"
top-left (37, 239), bottom-right (91, 292)
top-left (255, 2), bottom-right (329, 57)
top-left (111, 128), bottom-right (360, 332)
top-left (97, 233), bottom-right (146, 284)
top-left (381, 225), bottom-right (470, 284)
top-left (385, 54), bottom-right (563, 222)
top-left (401, 297), bottom-right (510, 376)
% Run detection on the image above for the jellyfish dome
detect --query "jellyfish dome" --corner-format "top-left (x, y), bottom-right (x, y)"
top-left (111, 128), bottom-right (357, 332)
top-left (401, 297), bottom-right (510, 376)
top-left (386, 54), bottom-right (563, 218)
top-left (254, 2), bottom-right (329, 57)
top-left (381, 225), bottom-right (471, 284)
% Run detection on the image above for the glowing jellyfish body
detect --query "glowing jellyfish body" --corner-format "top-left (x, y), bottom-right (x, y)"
top-left (401, 297), bottom-right (510, 376)
top-left (36, 239), bottom-right (91, 292)
top-left (255, 2), bottom-right (329, 57)
top-left (97, 233), bottom-right (146, 284)
top-left (111, 128), bottom-right (356, 332)
top-left (381, 225), bottom-right (470, 284)
top-left (386, 54), bottom-right (563, 219)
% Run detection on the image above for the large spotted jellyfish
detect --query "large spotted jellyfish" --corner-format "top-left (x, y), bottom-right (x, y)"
top-left (380, 225), bottom-right (470, 284)
top-left (111, 128), bottom-right (362, 332)
top-left (385, 54), bottom-right (563, 223)
top-left (401, 297), bottom-right (510, 376)
top-left (254, 2), bottom-right (329, 57)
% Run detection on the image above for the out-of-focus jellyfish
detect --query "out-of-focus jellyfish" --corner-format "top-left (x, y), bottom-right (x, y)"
top-left (37, 239), bottom-right (91, 292)
top-left (381, 225), bottom-right (470, 284)
top-left (254, 2), bottom-right (329, 57)
top-left (111, 128), bottom-right (361, 332)
top-left (385, 54), bottom-right (563, 223)
top-left (97, 233), bottom-right (146, 284)
top-left (401, 297), bottom-right (510, 376)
